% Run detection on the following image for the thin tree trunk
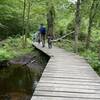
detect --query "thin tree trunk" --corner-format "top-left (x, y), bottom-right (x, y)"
top-left (25, 0), bottom-right (31, 44)
top-left (22, 0), bottom-right (26, 48)
top-left (99, 41), bottom-right (100, 60)
top-left (86, 0), bottom-right (99, 49)
top-left (74, 0), bottom-right (81, 53)
top-left (22, 0), bottom-right (26, 35)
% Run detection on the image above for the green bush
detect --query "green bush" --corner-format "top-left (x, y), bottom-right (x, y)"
top-left (0, 49), bottom-right (12, 60)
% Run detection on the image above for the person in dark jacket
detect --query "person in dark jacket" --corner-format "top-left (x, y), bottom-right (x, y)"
top-left (39, 24), bottom-right (46, 47)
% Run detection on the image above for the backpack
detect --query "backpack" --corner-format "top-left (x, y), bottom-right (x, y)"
top-left (40, 26), bottom-right (46, 34)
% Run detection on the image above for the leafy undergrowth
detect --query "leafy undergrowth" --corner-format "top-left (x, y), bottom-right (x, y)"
top-left (0, 36), bottom-right (33, 61)
top-left (55, 39), bottom-right (100, 76)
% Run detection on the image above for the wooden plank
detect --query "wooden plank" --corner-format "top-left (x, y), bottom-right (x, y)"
top-left (42, 75), bottom-right (100, 81)
top-left (39, 76), bottom-right (100, 83)
top-left (39, 80), bottom-right (100, 86)
top-left (42, 71), bottom-right (98, 77)
top-left (35, 86), bottom-right (100, 94)
top-left (36, 83), bottom-right (100, 90)
top-left (34, 90), bottom-right (100, 99)
top-left (31, 96), bottom-right (100, 100)
top-left (43, 70), bottom-right (97, 75)
top-left (42, 73), bottom-right (99, 80)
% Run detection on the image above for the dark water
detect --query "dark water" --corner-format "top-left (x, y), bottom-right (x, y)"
top-left (0, 51), bottom-right (50, 100)
top-left (0, 65), bottom-right (39, 100)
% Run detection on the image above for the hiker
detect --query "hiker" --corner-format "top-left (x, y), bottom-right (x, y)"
top-left (47, 34), bottom-right (53, 49)
top-left (39, 24), bottom-right (46, 47)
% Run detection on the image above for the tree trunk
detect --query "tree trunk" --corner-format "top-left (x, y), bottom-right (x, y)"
top-left (22, 0), bottom-right (26, 35)
top-left (47, 5), bottom-right (55, 38)
top-left (74, 0), bottom-right (81, 53)
top-left (98, 28), bottom-right (100, 60)
top-left (25, 0), bottom-right (31, 44)
top-left (86, 0), bottom-right (99, 49)
top-left (22, 0), bottom-right (26, 48)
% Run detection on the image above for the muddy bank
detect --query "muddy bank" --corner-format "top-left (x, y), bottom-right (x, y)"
top-left (0, 92), bottom-right (31, 100)
top-left (9, 52), bottom-right (44, 74)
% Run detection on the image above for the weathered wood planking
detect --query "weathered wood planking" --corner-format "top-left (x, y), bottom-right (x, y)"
top-left (31, 42), bottom-right (100, 100)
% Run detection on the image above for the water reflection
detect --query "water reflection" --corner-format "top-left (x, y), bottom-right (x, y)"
top-left (0, 65), bottom-right (37, 100)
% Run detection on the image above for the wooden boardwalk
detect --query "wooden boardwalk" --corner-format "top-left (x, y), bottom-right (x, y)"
top-left (31, 43), bottom-right (100, 100)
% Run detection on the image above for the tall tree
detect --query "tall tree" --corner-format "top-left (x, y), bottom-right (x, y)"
top-left (74, 0), bottom-right (81, 53)
top-left (22, 0), bottom-right (26, 47)
top-left (86, 0), bottom-right (99, 49)
top-left (25, 0), bottom-right (31, 44)
top-left (22, 0), bottom-right (31, 47)
top-left (47, 1), bottom-right (55, 37)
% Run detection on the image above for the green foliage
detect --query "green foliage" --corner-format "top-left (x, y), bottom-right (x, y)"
top-left (0, 49), bottom-right (11, 60)
top-left (0, 37), bottom-right (33, 61)
top-left (0, 0), bottom-right (23, 39)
